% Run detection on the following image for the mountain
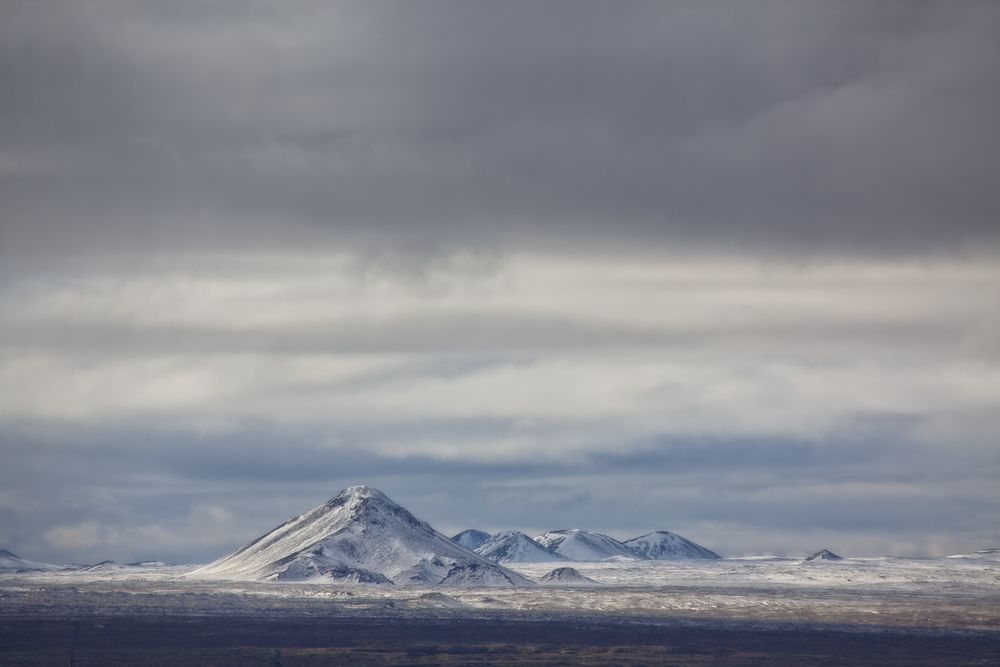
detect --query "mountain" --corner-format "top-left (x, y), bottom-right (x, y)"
top-left (624, 531), bottom-right (720, 560)
top-left (451, 529), bottom-right (491, 551)
top-left (805, 549), bottom-right (843, 562)
top-left (0, 549), bottom-right (60, 572)
top-left (475, 531), bottom-right (565, 564)
top-left (538, 566), bottom-right (598, 586)
top-left (190, 486), bottom-right (533, 586)
top-left (534, 529), bottom-right (644, 561)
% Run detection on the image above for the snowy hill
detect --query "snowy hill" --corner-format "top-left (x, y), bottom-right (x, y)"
top-left (190, 486), bottom-right (533, 586)
top-left (475, 531), bottom-right (565, 564)
top-left (0, 549), bottom-right (60, 572)
top-left (947, 548), bottom-right (1000, 562)
top-left (805, 549), bottom-right (843, 562)
top-left (538, 566), bottom-right (598, 585)
top-left (451, 529), bottom-right (491, 551)
top-left (534, 529), bottom-right (644, 561)
top-left (624, 531), bottom-right (720, 560)
top-left (79, 560), bottom-right (119, 572)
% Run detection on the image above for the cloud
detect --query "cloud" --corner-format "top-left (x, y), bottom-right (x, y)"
top-left (44, 522), bottom-right (108, 551)
top-left (1, 1), bottom-right (998, 265)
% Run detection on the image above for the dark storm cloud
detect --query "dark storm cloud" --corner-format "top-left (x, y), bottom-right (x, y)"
top-left (1, 1), bottom-right (998, 261)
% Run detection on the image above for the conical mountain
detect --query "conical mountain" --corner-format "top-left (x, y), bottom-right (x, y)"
top-left (805, 548), bottom-right (843, 562)
top-left (534, 529), bottom-right (644, 561)
top-left (191, 486), bottom-right (533, 586)
top-left (476, 531), bottom-right (565, 564)
top-left (624, 531), bottom-right (720, 560)
top-left (451, 529), bottom-right (491, 551)
top-left (538, 566), bottom-right (599, 585)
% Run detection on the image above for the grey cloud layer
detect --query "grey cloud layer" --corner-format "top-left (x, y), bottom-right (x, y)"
top-left (2, 1), bottom-right (999, 260)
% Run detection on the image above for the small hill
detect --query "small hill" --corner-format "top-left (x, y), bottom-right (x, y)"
top-left (534, 529), bottom-right (643, 561)
top-left (475, 531), bottom-right (564, 564)
top-left (805, 549), bottom-right (843, 562)
top-left (538, 566), bottom-right (599, 586)
top-left (624, 531), bottom-right (720, 560)
top-left (451, 529), bottom-right (491, 551)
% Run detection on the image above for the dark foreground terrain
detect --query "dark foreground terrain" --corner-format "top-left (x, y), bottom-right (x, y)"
top-left (2, 614), bottom-right (999, 666)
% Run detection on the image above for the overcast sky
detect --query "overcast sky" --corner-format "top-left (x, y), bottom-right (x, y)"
top-left (1, 1), bottom-right (998, 564)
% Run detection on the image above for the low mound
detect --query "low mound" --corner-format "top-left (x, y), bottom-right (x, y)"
top-left (538, 566), bottom-right (599, 585)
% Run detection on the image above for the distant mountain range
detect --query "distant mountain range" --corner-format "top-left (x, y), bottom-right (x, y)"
top-left (29, 486), bottom-right (991, 585)
top-left (465, 528), bottom-right (720, 564)
top-left (188, 485), bottom-right (728, 587)
top-left (3, 487), bottom-right (723, 583)
top-left (185, 486), bottom-right (723, 585)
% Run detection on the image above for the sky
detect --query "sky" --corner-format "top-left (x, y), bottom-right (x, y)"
top-left (1, 1), bottom-right (998, 564)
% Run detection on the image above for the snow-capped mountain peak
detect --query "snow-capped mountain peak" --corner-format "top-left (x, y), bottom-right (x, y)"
top-left (624, 531), bottom-right (720, 560)
top-left (190, 486), bottom-right (533, 586)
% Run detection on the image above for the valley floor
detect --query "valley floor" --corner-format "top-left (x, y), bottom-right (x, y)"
top-left (1, 557), bottom-right (998, 665)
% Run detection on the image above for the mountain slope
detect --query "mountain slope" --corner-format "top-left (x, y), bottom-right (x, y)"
top-left (0, 549), bottom-right (60, 572)
top-left (451, 529), bottom-right (491, 551)
top-left (624, 531), bottom-right (720, 560)
top-left (534, 529), bottom-right (644, 561)
top-left (190, 486), bottom-right (532, 586)
top-left (475, 531), bottom-right (565, 564)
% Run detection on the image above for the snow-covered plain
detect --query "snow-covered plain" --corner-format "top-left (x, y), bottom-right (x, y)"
top-left (2, 554), bottom-right (998, 632)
